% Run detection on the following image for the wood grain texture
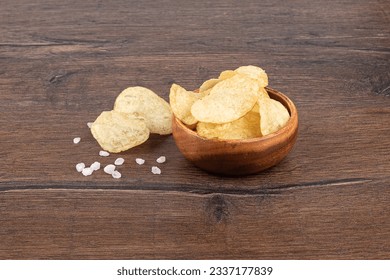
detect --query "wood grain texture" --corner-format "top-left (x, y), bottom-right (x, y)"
top-left (1, 180), bottom-right (389, 259)
top-left (0, 0), bottom-right (389, 259)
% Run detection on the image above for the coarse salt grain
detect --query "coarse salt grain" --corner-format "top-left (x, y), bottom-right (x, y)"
top-left (82, 167), bottom-right (93, 176)
top-left (104, 164), bottom-right (116, 175)
top-left (76, 163), bottom-right (85, 172)
top-left (73, 137), bottom-right (81, 144)
top-left (114, 158), bottom-right (125, 166)
top-left (151, 166), bottom-right (161, 175)
top-left (87, 122), bottom-right (93, 128)
top-left (90, 161), bottom-right (101, 171)
top-left (135, 158), bottom-right (145, 165)
top-left (99, 150), bottom-right (110, 157)
top-left (112, 170), bottom-right (122, 179)
top-left (156, 156), bottom-right (166, 164)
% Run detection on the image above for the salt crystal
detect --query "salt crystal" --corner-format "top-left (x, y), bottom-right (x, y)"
top-left (151, 166), bottom-right (161, 175)
top-left (99, 150), bottom-right (110, 157)
top-left (135, 158), bottom-right (145, 165)
top-left (156, 156), bottom-right (166, 164)
top-left (104, 164), bottom-right (116, 175)
top-left (90, 161), bottom-right (101, 171)
top-left (73, 137), bottom-right (81, 144)
top-left (76, 163), bottom-right (85, 172)
top-left (87, 122), bottom-right (93, 128)
top-left (82, 167), bottom-right (93, 176)
top-left (112, 170), bottom-right (122, 179)
top-left (114, 158), bottom-right (125, 166)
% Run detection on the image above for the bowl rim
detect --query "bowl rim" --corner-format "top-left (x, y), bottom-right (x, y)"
top-left (173, 86), bottom-right (298, 143)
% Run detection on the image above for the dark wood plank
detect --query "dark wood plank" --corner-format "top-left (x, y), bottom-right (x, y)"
top-left (1, 179), bottom-right (389, 259)
top-left (0, 0), bottom-right (389, 259)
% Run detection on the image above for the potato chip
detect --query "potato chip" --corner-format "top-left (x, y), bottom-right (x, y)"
top-left (169, 84), bottom-right (204, 126)
top-left (198, 69), bottom-right (258, 93)
top-left (191, 74), bottom-right (259, 124)
top-left (199, 78), bottom-right (220, 92)
top-left (234, 65), bottom-right (268, 88)
top-left (196, 108), bottom-right (261, 140)
top-left (216, 67), bottom-right (268, 87)
top-left (91, 110), bottom-right (149, 153)
top-left (113, 86), bottom-right (172, 135)
top-left (218, 70), bottom-right (236, 80)
top-left (258, 87), bottom-right (270, 99)
top-left (258, 98), bottom-right (290, 136)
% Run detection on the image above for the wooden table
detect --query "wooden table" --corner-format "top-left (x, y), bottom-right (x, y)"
top-left (1, 0), bottom-right (389, 259)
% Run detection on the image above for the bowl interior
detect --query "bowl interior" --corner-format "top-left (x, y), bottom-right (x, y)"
top-left (176, 87), bottom-right (297, 141)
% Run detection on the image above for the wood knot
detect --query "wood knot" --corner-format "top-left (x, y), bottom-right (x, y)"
top-left (206, 195), bottom-right (230, 224)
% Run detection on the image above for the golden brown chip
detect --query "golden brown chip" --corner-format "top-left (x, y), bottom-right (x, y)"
top-left (234, 65), bottom-right (268, 88)
top-left (169, 84), bottom-right (204, 126)
top-left (113, 86), bottom-right (172, 135)
top-left (191, 74), bottom-right (259, 124)
top-left (196, 109), bottom-right (261, 140)
top-left (258, 98), bottom-right (290, 136)
top-left (91, 110), bottom-right (150, 153)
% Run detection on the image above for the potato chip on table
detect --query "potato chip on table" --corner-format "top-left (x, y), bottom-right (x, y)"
top-left (90, 86), bottom-right (171, 153)
top-left (91, 110), bottom-right (149, 153)
top-left (114, 86), bottom-right (172, 135)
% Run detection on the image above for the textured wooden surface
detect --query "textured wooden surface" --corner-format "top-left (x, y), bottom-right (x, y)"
top-left (0, 0), bottom-right (389, 259)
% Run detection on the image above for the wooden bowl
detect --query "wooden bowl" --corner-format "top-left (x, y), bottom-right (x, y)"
top-left (171, 87), bottom-right (298, 176)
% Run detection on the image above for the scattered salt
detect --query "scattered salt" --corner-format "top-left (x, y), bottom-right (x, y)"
top-left (99, 150), bottom-right (110, 157)
top-left (156, 156), bottom-right (166, 164)
top-left (82, 167), bottom-right (93, 176)
top-left (90, 161), bottom-right (101, 171)
top-left (104, 164), bottom-right (116, 175)
top-left (151, 166), bottom-right (161, 175)
top-left (73, 137), bottom-right (81, 144)
top-left (87, 122), bottom-right (93, 128)
top-left (135, 158), bottom-right (145, 165)
top-left (114, 158), bottom-right (125, 166)
top-left (112, 170), bottom-right (122, 179)
top-left (76, 163), bottom-right (85, 172)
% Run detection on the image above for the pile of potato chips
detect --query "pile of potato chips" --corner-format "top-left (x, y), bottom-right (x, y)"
top-left (91, 86), bottom-right (172, 153)
top-left (170, 65), bottom-right (290, 140)
top-left (90, 65), bottom-right (290, 153)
